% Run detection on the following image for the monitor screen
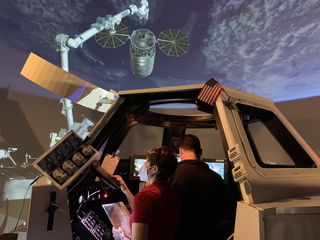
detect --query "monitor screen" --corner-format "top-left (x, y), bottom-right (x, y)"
top-left (129, 155), bottom-right (225, 181)
top-left (129, 154), bottom-right (147, 180)
top-left (205, 161), bottom-right (225, 179)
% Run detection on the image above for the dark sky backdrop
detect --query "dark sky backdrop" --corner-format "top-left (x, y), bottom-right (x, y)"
top-left (0, 0), bottom-right (320, 101)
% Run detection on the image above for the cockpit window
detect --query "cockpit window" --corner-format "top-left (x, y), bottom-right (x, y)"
top-left (185, 128), bottom-right (225, 159)
top-left (118, 124), bottom-right (163, 159)
top-left (150, 103), bottom-right (197, 109)
top-left (150, 103), bottom-right (207, 116)
top-left (247, 120), bottom-right (295, 166)
top-left (238, 103), bottom-right (316, 168)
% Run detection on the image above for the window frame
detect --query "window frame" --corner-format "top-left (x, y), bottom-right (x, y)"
top-left (238, 103), bottom-right (316, 168)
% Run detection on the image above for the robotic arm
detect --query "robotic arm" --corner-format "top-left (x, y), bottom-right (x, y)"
top-left (0, 147), bottom-right (18, 166)
top-left (54, 0), bottom-right (149, 133)
top-left (55, 0), bottom-right (149, 71)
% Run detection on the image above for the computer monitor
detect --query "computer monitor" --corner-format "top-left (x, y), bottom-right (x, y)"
top-left (129, 154), bottom-right (147, 180)
top-left (129, 155), bottom-right (226, 181)
top-left (202, 159), bottom-right (225, 180)
top-left (129, 153), bottom-right (183, 180)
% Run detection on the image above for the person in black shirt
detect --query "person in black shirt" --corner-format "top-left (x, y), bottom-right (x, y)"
top-left (170, 134), bottom-right (227, 240)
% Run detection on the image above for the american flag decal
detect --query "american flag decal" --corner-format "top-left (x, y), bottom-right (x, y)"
top-left (197, 78), bottom-right (223, 106)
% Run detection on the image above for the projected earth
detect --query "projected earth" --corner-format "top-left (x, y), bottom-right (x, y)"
top-left (0, 0), bottom-right (319, 101)
top-left (206, 162), bottom-right (225, 179)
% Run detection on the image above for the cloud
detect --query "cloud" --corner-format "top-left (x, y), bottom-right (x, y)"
top-left (202, 0), bottom-right (320, 100)
top-left (0, 0), bottom-right (92, 50)
top-left (181, 11), bottom-right (198, 38)
top-left (80, 49), bottom-right (105, 66)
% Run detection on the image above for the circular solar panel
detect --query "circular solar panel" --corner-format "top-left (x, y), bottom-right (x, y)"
top-left (95, 23), bottom-right (130, 48)
top-left (157, 29), bottom-right (190, 57)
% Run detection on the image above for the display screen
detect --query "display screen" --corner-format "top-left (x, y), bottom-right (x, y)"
top-left (131, 154), bottom-right (182, 178)
top-left (133, 158), bottom-right (147, 178)
top-left (129, 155), bottom-right (147, 180)
top-left (129, 155), bottom-right (225, 180)
top-left (205, 161), bottom-right (225, 179)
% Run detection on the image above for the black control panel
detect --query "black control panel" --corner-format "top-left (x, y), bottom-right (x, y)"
top-left (78, 209), bottom-right (112, 240)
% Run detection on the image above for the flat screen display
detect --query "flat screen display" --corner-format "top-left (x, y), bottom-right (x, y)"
top-left (205, 161), bottom-right (225, 179)
top-left (129, 155), bottom-right (225, 180)
top-left (129, 154), bottom-right (147, 180)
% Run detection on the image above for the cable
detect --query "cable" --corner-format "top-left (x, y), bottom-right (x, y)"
top-left (12, 175), bottom-right (41, 233)
top-left (227, 233), bottom-right (234, 240)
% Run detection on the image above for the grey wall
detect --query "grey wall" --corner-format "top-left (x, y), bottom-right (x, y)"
top-left (0, 89), bottom-right (103, 231)
top-left (276, 96), bottom-right (320, 156)
top-left (0, 89), bottom-right (103, 161)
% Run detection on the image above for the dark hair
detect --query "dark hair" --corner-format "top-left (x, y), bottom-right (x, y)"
top-left (146, 146), bottom-right (177, 182)
top-left (179, 134), bottom-right (202, 159)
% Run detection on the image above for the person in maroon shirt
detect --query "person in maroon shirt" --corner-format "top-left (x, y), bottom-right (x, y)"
top-left (114, 146), bottom-right (180, 240)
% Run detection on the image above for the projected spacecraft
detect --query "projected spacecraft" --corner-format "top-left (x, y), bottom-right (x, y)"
top-left (20, 0), bottom-right (189, 147)
top-left (95, 24), bottom-right (190, 77)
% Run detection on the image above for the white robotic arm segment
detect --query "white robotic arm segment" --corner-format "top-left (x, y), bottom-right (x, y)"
top-left (137, 0), bottom-right (149, 20)
top-left (59, 98), bottom-right (74, 130)
top-left (64, 27), bottom-right (100, 49)
top-left (56, 0), bottom-right (149, 51)
top-left (0, 148), bottom-right (18, 166)
top-left (55, 33), bottom-right (69, 49)
top-left (129, 4), bottom-right (138, 15)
